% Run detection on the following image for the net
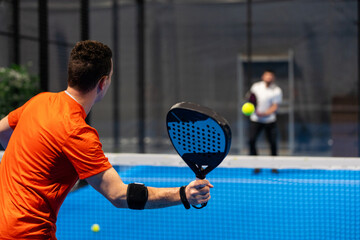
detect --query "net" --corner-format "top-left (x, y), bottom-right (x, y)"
top-left (1, 152), bottom-right (360, 239)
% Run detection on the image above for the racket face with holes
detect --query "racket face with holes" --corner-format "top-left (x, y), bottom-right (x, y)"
top-left (166, 102), bottom-right (232, 179)
top-left (249, 92), bottom-right (257, 107)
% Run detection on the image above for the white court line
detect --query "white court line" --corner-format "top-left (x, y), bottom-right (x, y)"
top-left (106, 153), bottom-right (360, 170)
top-left (119, 177), bottom-right (360, 185)
top-left (1, 151), bottom-right (360, 170)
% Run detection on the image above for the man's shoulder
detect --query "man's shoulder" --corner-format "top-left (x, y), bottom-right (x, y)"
top-left (273, 84), bottom-right (282, 93)
top-left (268, 83), bottom-right (281, 91)
top-left (28, 91), bottom-right (60, 103)
top-left (252, 81), bottom-right (263, 86)
top-left (34, 91), bottom-right (58, 97)
top-left (251, 81), bottom-right (264, 90)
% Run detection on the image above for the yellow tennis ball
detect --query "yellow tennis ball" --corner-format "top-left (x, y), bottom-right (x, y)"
top-left (91, 223), bottom-right (100, 232)
top-left (242, 102), bottom-right (255, 116)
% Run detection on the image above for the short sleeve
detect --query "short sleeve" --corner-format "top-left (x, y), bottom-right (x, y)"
top-left (250, 83), bottom-right (256, 93)
top-left (62, 126), bottom-right (112, 179)
top-left (7, 93), bottom-right (44, 129)
top-left (273, 88), bottom-right (283, 104)
top-left (8, 105), bottom-right (26, 129)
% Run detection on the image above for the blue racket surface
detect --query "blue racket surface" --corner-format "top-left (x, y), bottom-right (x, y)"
top-left (166, 102), bottom-right (232, 180)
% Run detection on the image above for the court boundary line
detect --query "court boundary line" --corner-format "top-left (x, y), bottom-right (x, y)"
top-left (107, 153), bottom-right (360, 170)
top-left (1, 151), bottom-right (360, 170)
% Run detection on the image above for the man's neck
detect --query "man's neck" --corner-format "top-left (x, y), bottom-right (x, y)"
top-left (264, 81), bottom-right (273, 88)
top-left (65, 87), bottom-right (96, 115)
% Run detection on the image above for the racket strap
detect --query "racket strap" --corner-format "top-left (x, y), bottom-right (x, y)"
top-left (179, 186), bottom-right (190, 209)
top-left (192, 202), bottom-right (207, 209)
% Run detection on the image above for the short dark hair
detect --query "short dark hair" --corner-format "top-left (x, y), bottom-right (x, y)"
top-left (264, 69), bottom-right (275, 75)
top-left (67, 40), bottom-right (112, 93)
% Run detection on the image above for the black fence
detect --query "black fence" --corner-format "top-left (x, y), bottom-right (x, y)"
top-left (0, 0), bottom-right (358, 157)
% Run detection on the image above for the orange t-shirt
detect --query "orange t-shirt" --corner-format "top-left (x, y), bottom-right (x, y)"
top-left (0, 91), bottom-right (112, 239)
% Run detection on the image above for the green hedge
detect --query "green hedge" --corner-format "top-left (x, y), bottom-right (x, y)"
top-left (0, 64), bottom-right (40, 119)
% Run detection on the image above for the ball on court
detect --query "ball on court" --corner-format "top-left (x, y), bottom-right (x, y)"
top-left (91, 223), bottom-right (100, 232)
top-left (242, 102), bottom-right (255, 116)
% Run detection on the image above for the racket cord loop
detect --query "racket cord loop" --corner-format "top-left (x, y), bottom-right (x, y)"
top-left (179, 186), bottom-right (190, 209)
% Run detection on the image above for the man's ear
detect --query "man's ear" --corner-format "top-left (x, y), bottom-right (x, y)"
top-left (98, 76), bottom-right (108, 91)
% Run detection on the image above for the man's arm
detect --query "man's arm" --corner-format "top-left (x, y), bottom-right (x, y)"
top-left (256, 103), bottom-right (278, 117)
top-left (0, 116), bottom-right (13, 149)
top-left (86, 167), bottom-right (213, 209)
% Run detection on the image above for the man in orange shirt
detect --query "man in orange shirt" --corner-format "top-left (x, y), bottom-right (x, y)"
top-left (0, 40), bottom-right (213, 239)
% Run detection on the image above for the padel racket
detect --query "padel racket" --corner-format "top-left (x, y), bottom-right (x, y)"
top-left (166, 102), bottom-right (232, 208)
top-left (245, 91), bottom-right (257, 107)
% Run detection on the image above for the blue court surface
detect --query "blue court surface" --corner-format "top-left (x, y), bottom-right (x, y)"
top-left (57, 166), bottom-right (360, 240)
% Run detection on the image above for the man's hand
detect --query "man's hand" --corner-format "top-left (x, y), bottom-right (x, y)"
top-left (185, 179), bottom-right (214, 206)
top-left (256, 103), bottom-right (278, 117)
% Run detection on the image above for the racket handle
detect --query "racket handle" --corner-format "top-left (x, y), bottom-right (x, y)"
top-left (192, 177), bottom-right (208, 209)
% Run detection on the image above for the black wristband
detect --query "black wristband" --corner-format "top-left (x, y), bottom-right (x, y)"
top-left (180, 186), bottom-right (190, 209)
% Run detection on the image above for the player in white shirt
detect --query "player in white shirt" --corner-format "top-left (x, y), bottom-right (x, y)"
top-left (247, 70), bottom-right (282, 173)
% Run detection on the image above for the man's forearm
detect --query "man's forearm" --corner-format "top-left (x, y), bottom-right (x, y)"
top-left (264, 103), bottom-right (278, 116)
top-left (145, 180), bottom-right (212, 209)
top-left (144, 187), bottom-right (182, 209)
top-left (0, 116), bottom-right (13, 149)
